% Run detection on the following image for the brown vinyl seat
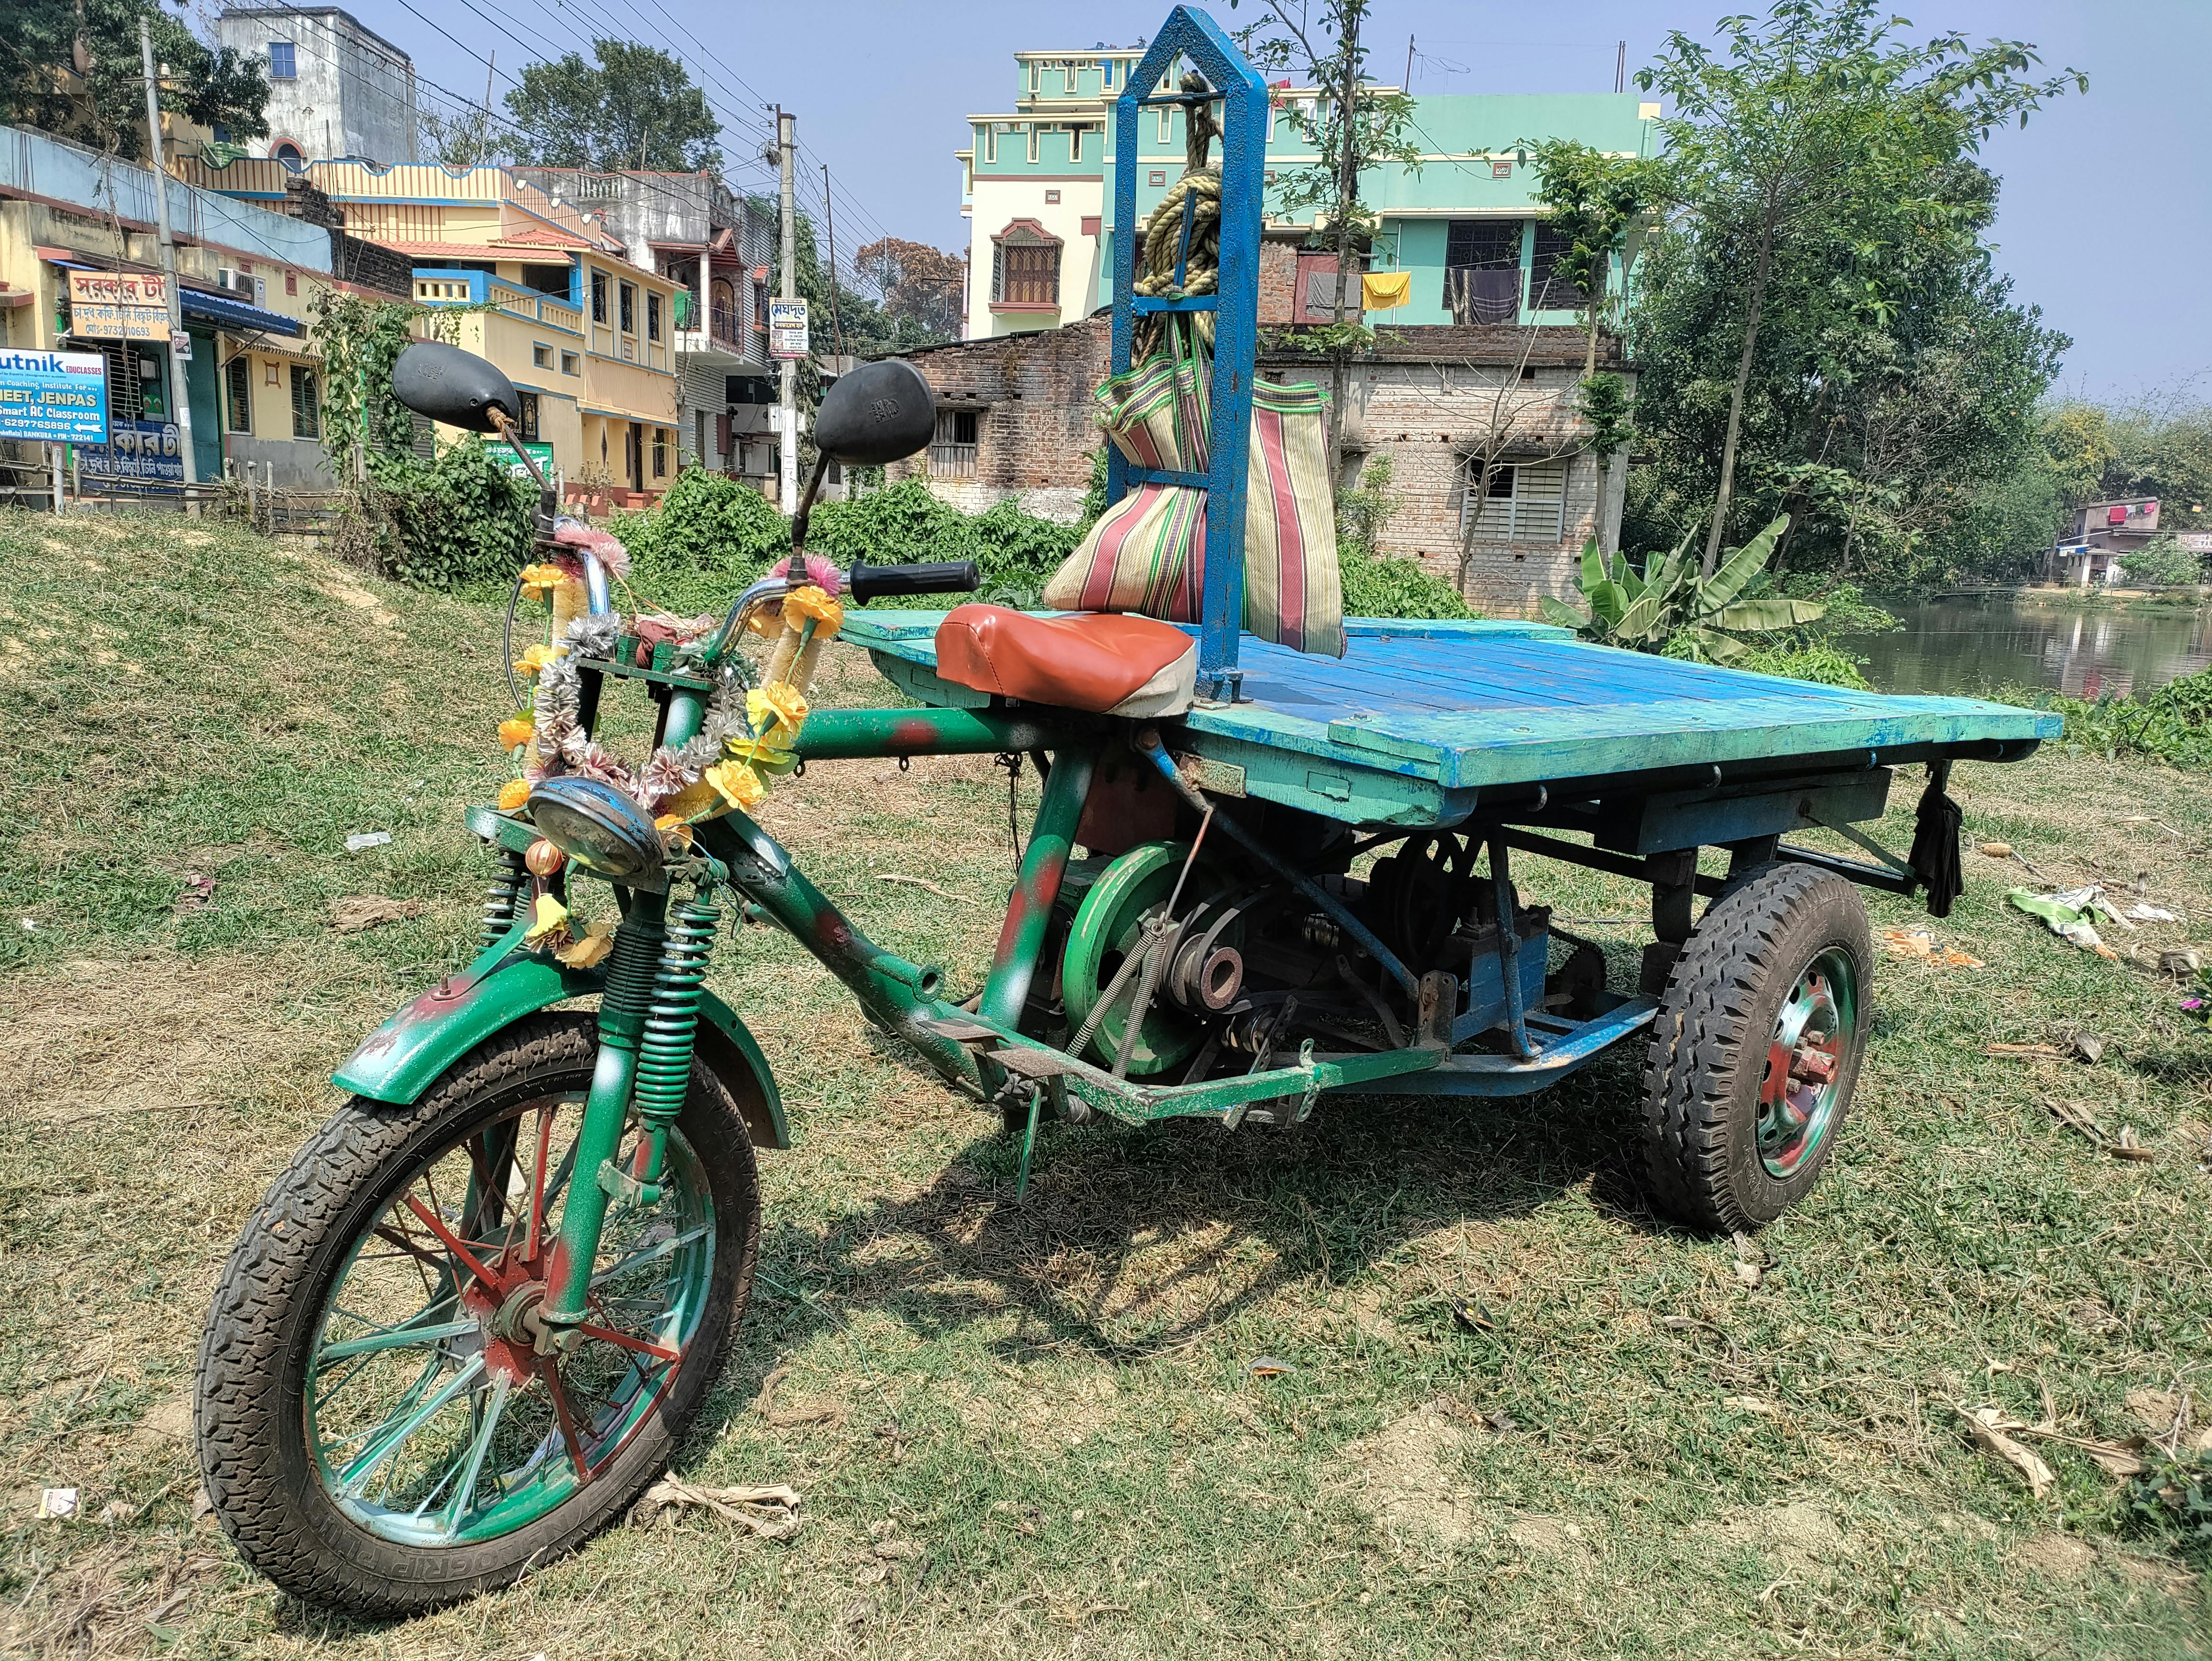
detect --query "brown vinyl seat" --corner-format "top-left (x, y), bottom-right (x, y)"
top-left (932, 605), bottom-right (1197, 717)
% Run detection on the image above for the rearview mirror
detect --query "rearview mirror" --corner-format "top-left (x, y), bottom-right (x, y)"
top-left (813, 359), bottom-right (936, 467)
top-left (391, 342), bottom-right (519, 433)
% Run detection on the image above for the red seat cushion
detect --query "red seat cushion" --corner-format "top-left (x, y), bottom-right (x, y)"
top-left (933, 606), bottom-right (1194, 714)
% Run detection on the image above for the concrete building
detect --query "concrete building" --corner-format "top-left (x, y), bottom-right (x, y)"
top-left (217, 6), bottom-right (420, 168)
top-left (0, 122), bottom-right (384, 491)
top-left (183, 155), bottom-right (684, 501)
top-left (957, 47), bottom-right (1657, 341)
top-left (512, 170), bottom-right (777, 482)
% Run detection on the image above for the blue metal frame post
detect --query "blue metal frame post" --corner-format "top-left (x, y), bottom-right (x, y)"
top-left (1108, 8), bottom-right (1269, 703)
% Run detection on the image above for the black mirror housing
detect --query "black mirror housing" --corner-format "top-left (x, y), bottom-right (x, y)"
top-left (813, 358), bottom-right (936, 467)
top-left (391, 342), bottom-right (519, 434)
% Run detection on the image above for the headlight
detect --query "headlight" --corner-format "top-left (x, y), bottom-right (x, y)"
top-left (527, 776), bottom-right (667, 892)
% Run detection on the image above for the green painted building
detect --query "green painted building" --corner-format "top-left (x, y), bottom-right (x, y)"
top-left (959, 47), bottom-right (1658, 338)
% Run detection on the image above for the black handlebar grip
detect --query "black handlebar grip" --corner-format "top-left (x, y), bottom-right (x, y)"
top-left (845, 559), bottom-right (982, 603)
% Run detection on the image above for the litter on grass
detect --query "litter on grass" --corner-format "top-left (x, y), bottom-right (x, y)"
top-left (630, 1477), bottom-right (802, 1539)
top-left (2125, 903), bottom-right (2180, 923)
top-left (1880, 926), bottom-right (1983, 968)
top-left (2006, 886), bottom-right (2124, 959)
top-left (36, 1487), bottom-right (76, 1519)
top-left (343, 831), bottom-right (392, 853)
top-left (1957, 1406), bottom-right (2055, 1501)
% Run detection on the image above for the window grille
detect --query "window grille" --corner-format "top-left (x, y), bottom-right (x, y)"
top-left (929, 408), bottom-right (979, 478)
top-left (1444, 221), bottom-right (1524, 324)
top-left (1460, 458), bottom-right (1566, 542)
top-left (993, 241), bottom-right (1060, 306)
top-left (1529, 223), bottom-right (1594, 312)
top-left (225, 355), bottom-right (251, 433)
top-left (290, 365), bottom-right (321, 440)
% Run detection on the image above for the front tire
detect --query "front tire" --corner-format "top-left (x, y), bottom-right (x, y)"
top-left (1639, 863), bottom-right (1872, 1233)
top-left (194, 1011), bottom-right (760, 1617)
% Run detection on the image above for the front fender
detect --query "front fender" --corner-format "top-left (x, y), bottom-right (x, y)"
top-left (333, 920), bottom-right (788, 1149)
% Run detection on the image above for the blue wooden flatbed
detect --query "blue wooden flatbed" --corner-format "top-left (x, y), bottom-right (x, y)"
top-left (846, 611), bottom-right (2059, 831)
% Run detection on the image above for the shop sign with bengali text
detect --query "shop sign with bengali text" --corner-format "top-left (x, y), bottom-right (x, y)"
top-left (67, 271), bottom-right (170, 342)
top-left (769, 298), bottom-right (809, 359)
top-left (0, 348), bottom-right (109, 443)
top-left (78, 418), bottom-right (183, 483)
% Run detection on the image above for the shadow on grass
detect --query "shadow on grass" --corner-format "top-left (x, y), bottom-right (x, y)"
top-left (699, 1044), bottom-right (1677, 1442)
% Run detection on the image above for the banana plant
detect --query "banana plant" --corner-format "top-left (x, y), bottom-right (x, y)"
top-left (1538, 515), bottom-right (1824, 662)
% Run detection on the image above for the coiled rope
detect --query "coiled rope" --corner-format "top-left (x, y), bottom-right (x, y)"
top-left (1133, 167), bottom-right (1221, 360)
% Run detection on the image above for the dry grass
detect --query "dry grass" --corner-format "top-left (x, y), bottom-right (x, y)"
top-left (0, 511), bottom-right (2206, 1657)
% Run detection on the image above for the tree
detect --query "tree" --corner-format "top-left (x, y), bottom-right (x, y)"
top-left (0, 0), bottom-right (267, 158)
top-left (1637, 0), bottom-right (2081, 573)
top-left (854, 236), bottom-right (965, 343)
top-left (420, 100), bottom-right (504, 169)
top-left (503, 41), bottom-right (720, 173)
top-left (1526, 140), bottom-right (1652, 379)
top-left (1231, 0), bottom-right (1421, 474)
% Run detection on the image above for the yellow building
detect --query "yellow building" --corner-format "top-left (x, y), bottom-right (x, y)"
top-left (181, 155), bottom-right (683, 500)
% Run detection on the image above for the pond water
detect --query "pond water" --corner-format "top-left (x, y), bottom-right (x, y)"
top-left (1848, 596), bottom-right (2212, 699)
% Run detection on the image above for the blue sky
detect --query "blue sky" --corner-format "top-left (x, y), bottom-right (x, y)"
top-left (340, 0), bottom-right (2201, 404)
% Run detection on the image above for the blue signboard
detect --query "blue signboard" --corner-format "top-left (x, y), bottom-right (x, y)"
top-left (79, 418), bottom-right (184, 483)
top-left (0, 349), bottom-right (109, 443)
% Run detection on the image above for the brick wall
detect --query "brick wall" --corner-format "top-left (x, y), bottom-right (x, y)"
top-left (885, 313), bottom-right (1111, 522)
top-left (1266, 326), bottom-right (1630, 617)
top-left (1257, 237), bottom-right (1297, 325)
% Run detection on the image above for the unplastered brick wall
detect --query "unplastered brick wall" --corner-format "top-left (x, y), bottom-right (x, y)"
top-left (1257, 237), bottom-right (1298, 325)
top-left (1264, 326), bottom-right (1631, 617)
top-left (886, 314), bottom-right (1111, 523)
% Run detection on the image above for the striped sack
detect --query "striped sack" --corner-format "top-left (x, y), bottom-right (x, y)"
top-left (1042, 361), bottom-right (1344, 657)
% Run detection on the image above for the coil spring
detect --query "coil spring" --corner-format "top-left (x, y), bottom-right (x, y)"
top-left (480, 846), bottom-right (531, 948)
top-left (632, 895), bottom-right (721, 1129)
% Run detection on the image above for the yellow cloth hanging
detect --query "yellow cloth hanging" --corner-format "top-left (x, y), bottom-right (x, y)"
top-left (1361, 270), bottom-right (1412, 310)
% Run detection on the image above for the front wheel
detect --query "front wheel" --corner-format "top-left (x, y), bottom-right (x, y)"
top-left (194, 1012), bottom-right (760, 1617)
top-left (1639, 863), bottom-right (1872, 1233)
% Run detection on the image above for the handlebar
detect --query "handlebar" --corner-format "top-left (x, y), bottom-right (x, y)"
top-left (846, 560), bottom-right (982, 604)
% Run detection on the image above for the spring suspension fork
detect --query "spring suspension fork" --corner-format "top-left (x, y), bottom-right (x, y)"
top-left (480, 844), bottom-right (531, 947)
top-left (628, 889), bottom-right (723, 1196)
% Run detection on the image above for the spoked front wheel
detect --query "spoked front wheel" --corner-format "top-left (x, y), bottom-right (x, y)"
top-left (195, 1012), bottom-right (760, 1616)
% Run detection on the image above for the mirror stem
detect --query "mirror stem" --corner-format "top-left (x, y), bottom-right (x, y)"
top-left (788, 449), bottom-right (832, 556)
top-left (487, 408), bottom-right (559, 543)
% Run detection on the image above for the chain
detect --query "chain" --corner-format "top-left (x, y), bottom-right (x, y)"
top-left (995, 751), bottom-right (1024, 873)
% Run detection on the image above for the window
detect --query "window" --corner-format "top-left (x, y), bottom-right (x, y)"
top-left (647, 292), bottom-right (661, 341)
top-left (1027, 60), bottom-right (1039, 94)
top-left (1068, 125), bottom-right (1086, 163)
top-left (619, 281), bottom-right (636, 333)
top-left (517, 391), bottom-right (539, 442)
top-left (1461, 458), bottom-right (1566, 543)
top-left (532, 342), bottom-right (553, 368)
top-left (929, 408), bottom-right (978, 478)
top-left (224, 355), bottom-right (251, 433)
top-left (652, 428), bottom-right (667, 477)
top-left (290, 365), bottom-right (320, 439)
top-left (285, 270), bottom-right (297, 296)
top-left (1064, 61), bottom-right (1078, 93)
top-left (268, 41), bottom-right (296, 79)
top-left (272, 140), bottom-right (304, 168)
top-left (1157, 108), bottom-right (1172, 143)
top-left (1100, 59), bottom-right (1115, 90)
top-left (1026, 124), bottom-right (1040, 164)
top-left (1529, 223), bottom-right (1594, 312)
top-left (989, 224), bottom-right (1061, 307)
top-left (695, 409), bottom-right (707, 466)
top-left (1044, 188), bottom-right (1061, 205)
top-left (561, 351), bottom-right (580, 376)
top-left (590, 269), bottom-right (608, 323)
top-left (1443, 220), bottom-right (1525, 324)
top-left (982, 125), bottom-right (996, 164)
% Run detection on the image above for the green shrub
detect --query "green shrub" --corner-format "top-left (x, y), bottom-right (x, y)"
top-left (1730, 638), bottom-right (1874, 688)
top-left (367, 438), bottom-right (533, 590)
top-left (2019, 664), bottom-right (2212, 769)
top-left (2119, 535), bottom-right (2207, 587)
top-left (1337, 456), bottom-right (1474, 620)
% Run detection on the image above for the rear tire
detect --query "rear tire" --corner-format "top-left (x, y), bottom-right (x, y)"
top-left (1639, 863), bottom-right (1871, 1233)
top-left (194, 1012), bottom-right (760, 1617)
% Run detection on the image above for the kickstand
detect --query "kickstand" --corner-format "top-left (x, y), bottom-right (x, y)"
top-left (1014, 1084), bottom-right (1042, 1199)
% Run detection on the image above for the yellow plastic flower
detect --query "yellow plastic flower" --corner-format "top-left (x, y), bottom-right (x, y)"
top-left (522, 892), bottom-right (570, 944)
top-left (497, 778), bottom-right (531, 811)
top-left (653, 813), bottom-right (697, 848)
top-left (783, 585), bottom-right (845, 638)
top-left (518, 563), bottom-right (567, 599)
top-left (704, 760), bottom-right (766, 811)
top-left (513, 642), bottom-right (562, 677)
top-left (655, 778), bottom-right (724, 822)
top-left (554, 919), bottom-right (614, 967)
top-left (746, 681), bottom-right (809, 743)
top-left (497, 715), bottom-right (536, 751)
top-left (721, 735), bottom-right (798, 775)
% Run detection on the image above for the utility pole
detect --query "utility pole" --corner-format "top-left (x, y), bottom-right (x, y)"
top-left (776, 105), bottom-right (797, 513)
top-left (821, 163), bottom-right (846, 365)
top-left (1326, 3), bottom-right (1363, 474)
top-left (139, 18), bottom-right (197, 494)
top-left (1403, 33), bottom-right (1414, 92)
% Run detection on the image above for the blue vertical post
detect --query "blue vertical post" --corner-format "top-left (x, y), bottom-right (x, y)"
top-left (1109, 8), bottom-right (1269, 704)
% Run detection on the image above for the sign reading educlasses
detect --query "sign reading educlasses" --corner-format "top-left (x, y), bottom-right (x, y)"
top-left (0, 349), bottom-right (110, 443)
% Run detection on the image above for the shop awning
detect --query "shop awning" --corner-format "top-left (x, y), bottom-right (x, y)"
top-left (179, 287), bottom-right (303, 336)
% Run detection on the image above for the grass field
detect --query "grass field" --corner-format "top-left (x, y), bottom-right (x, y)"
top-left (1, 512), bottom-right (2208, 1659)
